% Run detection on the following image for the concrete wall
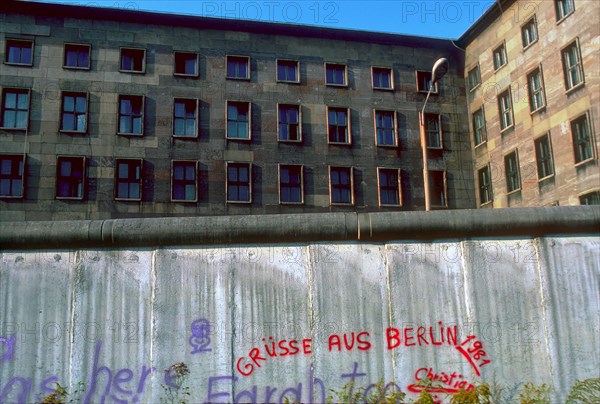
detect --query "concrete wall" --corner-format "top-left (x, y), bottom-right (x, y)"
top-left (1, 210), bottom-right (598, 403)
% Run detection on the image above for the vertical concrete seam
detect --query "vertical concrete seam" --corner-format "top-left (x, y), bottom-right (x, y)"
top-left (460, 241), bottom-right (474, 322)
top-left (229, 259), bottom-right (237, 399)
top-left (68, 250), bottom-right (78, 390)
top-left (306, 243), bottom-right (316, 400)
top-left (534, 238), bottom-right (555, 381)
top-left (149, 248), bottom-right (156, 381)
top-left (383, 243), bottom-right (396, 381)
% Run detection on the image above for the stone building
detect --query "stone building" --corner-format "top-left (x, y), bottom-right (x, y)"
top-left (0, 1), bottom-right (475, 221)
top-left (458, 0), bottom-right (599, 207)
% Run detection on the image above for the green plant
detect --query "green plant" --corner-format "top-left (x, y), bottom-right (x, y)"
top-left (160, 362), bottom-right (192, 404)
top-left (518, 383), bottom-right (552, 404)
top-left (450, 383), bottom-right (492, 404)
top-left (566, 378), bottom-right (600, 403)
top-left (326, 379), bottom-right (406, 404)
top-left (39, 383), bottom-right (68, 404)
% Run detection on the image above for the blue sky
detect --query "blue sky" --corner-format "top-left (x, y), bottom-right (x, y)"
top-left (32, 0), bottom-right (495, 39)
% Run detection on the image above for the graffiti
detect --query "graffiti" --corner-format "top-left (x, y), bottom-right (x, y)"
top-left (236, 337), bottom-right (313, 376)
top-left (455, 335), bottom-right (491, 376)
top-left (407, 367), bottom-right (475, 394)
top-left (0, 336), bottom-right (16, 362)
top-left (328, 331), bottom-right (371, 351)
top-left (189, 319), bottom-right (212, 354)
top-left (386, 322), bottom-right (458, 349)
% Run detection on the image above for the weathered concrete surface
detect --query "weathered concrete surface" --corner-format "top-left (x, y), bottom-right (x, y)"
top-left (1, 237), bottom-right (598, 403)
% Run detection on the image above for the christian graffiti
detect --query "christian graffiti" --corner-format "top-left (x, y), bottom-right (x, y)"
top-left (189, 319), bottom-right (212, 354)
top-left (0, 336), bottom-right (16, 363)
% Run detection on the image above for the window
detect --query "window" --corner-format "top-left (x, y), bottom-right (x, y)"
top-left (377, 168), bottom-right (401, 206)
top-left (174, 52), bottom-right (198, 77)
top-left (173, 98), bottom-right (198, 138)
top-left (56, 156), bottom-right (85, 200)
top-left (5, 39), bottom-right (33, 66)
top-left (329, 166), bottom-right (353, 205)
top-left (0, 154), bottom-right (24, 198)
top-left (117, 95), bottom-right (144, 135)
top-left (472, 108), bottom-right (486, 146)
top-left (327, 107), bottom-right (350, 144)
top-left (372, 67), bottom-right (393, 90)
top-left (279, 164), bottom-right (303, 204)
top-left (278, 104), bottom-right (301, 142)
top-left (478, 165), bottom-right (493, 205)
top-left (429, 170), bottom-right (447, 208)
top-left (504, 151), bottom-right (521, 193)
top-left (226, 55), bottom-right (250, 80)
top-left (226, 162), bottom-right (251, 203)
top-left (60, 92), bottom-right (88, 133)
top-left (527, 68), bottom-right (545, 112)
top-left (424, 113), bottom-right (442, 149)
top-left (374, 110), bottom-right (397, 147)
top-left (226, 101), bottom-right (251, 140)
top-left (498, 89), bottom-right (513, 131)
top-left (493, 43), bottom-right (507, 70)
top-left (579, 191), bottom-right (600, 205)
top-left (562, 40), bottom-right (584, 91)
top-left (119, 48), bottom-right (145, 73)
top-left (115, 159), bottom-right (142, 200)
top-left (555, 0), bottom-right (574, 21)
top-left (1, 88), bottom-right (30, 130)
top-left (277, 59), bottom-right (299, 83)
top-left (325, 63), bottom-right (347, 86)
top-left (416, 71), bottom-right (436, 93)
top-left (467, 65), bottom-right (481, 91)
top-left (63, 43), bottom-right (90, 69)
top-left (571, 113), bottom-right (594, 164)
top-left (172, 160), bottom-right (198, 202)
top-left (521, 17), bottom-right (538, 49)
top-left (535, 134), bottom-right (554, 180)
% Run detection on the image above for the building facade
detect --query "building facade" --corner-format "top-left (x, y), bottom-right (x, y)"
top-left (459, 0), bottom-right (599, 207)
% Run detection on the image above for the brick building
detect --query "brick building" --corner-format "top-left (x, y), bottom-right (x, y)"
top-left (0, 1), bottom-right (475, 221)
top-left (458, 0), bottom-right (599, 207)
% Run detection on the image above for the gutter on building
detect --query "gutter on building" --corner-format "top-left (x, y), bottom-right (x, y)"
top-left (1, 207), bottom-right (598, 250)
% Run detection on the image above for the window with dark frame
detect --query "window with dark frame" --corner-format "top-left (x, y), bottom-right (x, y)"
top-left (329, 166), bottom-right (353, 205)
top-left (115, 159), bottom-right (142, 200)
top-left (172, 160), bottom-right (197, 202)
top-left (505, 151), bottom-right (521, 193)
top-left (498, 89), bottom-right (513, 131)
top-left (226, 56), bottom-right (250, 80)
top-left (120, 48), bottom-right (145, 73)
top-left (325, 63), bottom-right (347, 86)
top-left (375, 110), bottom-right (396, 146)
top-left (535, 134), bottom-right (554, 180)
top-left (64, 44), bottom-right (90, 69)
top-left (562, 40), bottom-right (584, 91)
top-left (5, 39), bottom-right (33, 66)
top-left (378, 168), bottom-right (401, 206)
top-left (473, 108), bottom-right (486, 146)
top-left (277, 60), bottom-right (299, 83)
top-left (60, 92), bottom-right (88, 133)
top-left (467, 65), bottom-right (481, 91)
top-left (416, 71), bottom-right (436, 93)
top-left (521, 17), bottom-right (538, 48)
top-left (118, 95), bottom-right (144, 135)
top-left (429, 170), bottom-right (447, 208)
top-left (278, 104), bottom-right (301, 142)
top-left (555, 0), bottom-right (574, 21)
top-left (527, 68), bottom-right (545, 112)
top-left (227, 162), bottom-right (251, 203)
top-left (424, 113), bottom-right (442, 149)
top-left (571, 114), bottom-right (593, 164)
top-left (279, 164), bottom-right (303, 204)
top-left (226, 101), bottom-right (250, 140)
top-left (0, 154), bottom-right (24, 198)
top-left (579, 191), bottom-right (600, 205)
top-left (327, 107), bottom-right (350, 144)
top-left (478, 165), bottom-right (493, 205)
top-left (493, 43), bottom-right (507, 70)
top-left (56, 156), bottom-right (85, 199)
top-left (173, 98), bottom-right (198, 138)
top-left (1, 88), bottom-right (29, 130)
top-left (174, 52), bottom-right (198, 77)
top-left (372, 67), bottom-right (393, 90)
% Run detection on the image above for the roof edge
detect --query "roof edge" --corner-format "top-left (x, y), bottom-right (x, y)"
top-left (457, 0), bottom-right (518, 48)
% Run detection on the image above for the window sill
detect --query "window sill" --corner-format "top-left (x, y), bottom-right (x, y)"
top-left (426, 146), bottom-right (443, 151)
top-left (326, 83), bottom-right (348, 88)
top-left (530, 105), bottom-right (546, 115)
top-left (500, 125), bottom-right (514, 135)
top-left (379, 203), bottom-right (402, 208)
top-left (328, 141), bottom-right (352, 146)
top-left (226, 76), bottom-right (250, 81)
top-left (226, 136), bottom-right (251, 141)
top-left (278, 139), bottom-right (303, 144)
top-left (493, 64), bottom-right (507, 73)
top-left (522, 39), bottom-right (538, 52)
top-left (376, 143), bottom-right (398, 148)
top-left (506, 188), bottom-right (522, 196)
top-left (174, 73), bottom-right (199, 78)
top-left (172, 134), bottom-right (198, 139)
top-left (226, 200), bottom-right (252, 204)
top-left (115, 197), bottom-right (142, 202)
top-left (538, 174), bottom-right (555, 183)
top-left (277, 79), bottom-right (300, 84)
top-left (117, 132), bottom-right (144, 137)
top-left (418, 90), bottom-right (438, 95)
top-left (469, 84), bottom-right (480, 93)
top-left (60, 130), bottom-right (87, 135)
top-left (3, 62), bottom-right (33, 67)
top-left (0, 126), bottom-right (28, 131)
top-left (372, 86), bottom-right (394, 91)
top-left (474, 140), bottom-right (487, 149)
top-left (556, 13), bottom-right (574, 25)
top-left (63, 66), bottom-right (90, 71)
top-left (479, 200), bottom-right (493, 207)
top-left (430, 204), bottom-right (448, 209)
top-left (280, 201), bottom-right (304, 205)
top-left (172, 198), bottom-right (198, 203)
top-left (0, 195), bottom-right (24, 199)
top-left (331, 202), bottom-right (354, 206)
top-left (565, 82), bottom-right (585, 95)
top-left (574, 157), bottom-right (595, 168)
top-left (56, 196), bottom-right (84, 201)
top-left (119, 69), bottom-right (145, 74)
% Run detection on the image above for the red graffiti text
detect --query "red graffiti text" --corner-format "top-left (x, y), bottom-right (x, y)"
top-left (236, 337), bottom-right (312, 377)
